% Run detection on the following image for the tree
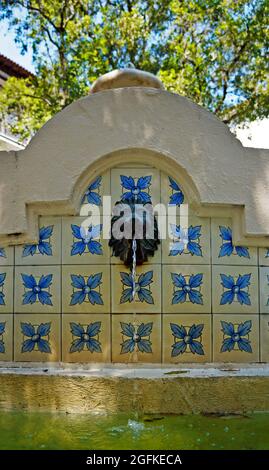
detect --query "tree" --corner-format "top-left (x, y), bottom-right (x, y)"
top-left (0, 0), bottom-right (268, 141)
top-left (160, 0), bottom-right (269, 125)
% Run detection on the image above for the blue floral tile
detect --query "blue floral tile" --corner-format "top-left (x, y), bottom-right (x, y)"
top-left (0, 267), bottom-right (13, 313)
top-left (0, 273), bottom-right (6, 307)
top-left (14, 314), bottom-right (60, 362)
top-left (213, 315), bottom-right (259, 362)
top-left (166, 177), bottom-right (185, 207)
top-left (220, 320), bottom-right (252, 353)
top-left (120, 271), bottom-right (154, 304)
top-left (82, 176), bottom-right (102, 206)
top-left (69, 321), bottom-right (102, 353)
top-left (21, 322), bottom-right (52, 353)
top-left (111, 169), bottom-right (161, 208)
top-left (15, 217), bottom-right (61, 265)
top-left (21, 274), bottom-right (53, 306)
top-left (160, 172), bottom-right (185, 207)
top-left (14, 266), bottom-right (61, 313)
top-left (62, 314), bottom-right (110, 362)
top-left (162, 217), bottom-right (210, 264)
top-left (62, 217), bottom-right (109, 264)
top-left (220, 274), bottom-right (251, 306)
top-left (120, 175), bottom-right (152, 204)
top-left (120, 322), bottom-right (153, 354)
top-left (79, 172), bottom-right (110, 215)
top-left (62, 265), bottom-right (110, 313)
top-left (171, 273), bottom-right (204, 305)
top-left (211, 218), bottom-right (257, 265)
top-left (111, 265), bottom-right (161, 313)
top-left (0, 246), bottom-right (14, 266)
top-left (112, 314), bottom-right (161, 363)
top-left (162, 265), bottom-right (211, 313)
top-left (0, 314), bottom-right (13, 361)
top-left (163, 314), bottom-right (211, 363)
top-left (212, 266), bottom-right (258, 314)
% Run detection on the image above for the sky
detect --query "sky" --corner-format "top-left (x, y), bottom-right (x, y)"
top-left (0, 20), bottom-right (268, 148)
top-left (235, 120), bottom-right (269, 149)
top-left (0, 18), bottom-right (34, 72)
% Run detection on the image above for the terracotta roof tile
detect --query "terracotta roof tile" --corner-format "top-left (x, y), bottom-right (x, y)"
top-left (0, 53), bottom-right (33, 79)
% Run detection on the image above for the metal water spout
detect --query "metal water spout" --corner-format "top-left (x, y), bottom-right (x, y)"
top-left (109, 199), bottom-right (160, 268)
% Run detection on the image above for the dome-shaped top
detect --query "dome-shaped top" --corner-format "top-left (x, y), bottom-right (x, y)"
top-left (90, 68), bottom-right (164, 93)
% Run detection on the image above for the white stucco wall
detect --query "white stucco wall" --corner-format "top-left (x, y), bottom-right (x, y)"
top-left (0, 77), bottom-right (269, 247)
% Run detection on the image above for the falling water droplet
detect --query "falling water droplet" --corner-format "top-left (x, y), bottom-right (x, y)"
top-left (127, 420), bottom-right (145, 433)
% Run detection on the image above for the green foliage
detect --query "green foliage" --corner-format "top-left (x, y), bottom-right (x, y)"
top-left (0, 0), bottom-right (268, 140)
top-left (160, 0), bottom-right (269, 125)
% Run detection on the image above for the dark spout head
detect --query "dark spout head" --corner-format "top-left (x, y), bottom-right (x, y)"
top-left (109, 199), bottom-right (160, 267)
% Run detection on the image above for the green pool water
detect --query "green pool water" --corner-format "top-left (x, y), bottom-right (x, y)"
top-left (0, 410), bottom-right (269, 450)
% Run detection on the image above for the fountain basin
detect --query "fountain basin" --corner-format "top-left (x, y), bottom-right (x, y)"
top-left (1, 364), bottom-right (269, 415)
top-left (1, 409), bottom-right (269, 450)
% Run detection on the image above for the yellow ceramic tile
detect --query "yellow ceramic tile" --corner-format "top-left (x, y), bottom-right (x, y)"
top-left (62, 314), bottom-right (110, 362)
top-left (62, 216), bottom-right (110, 265)
top-left (80, 171), bottom-right (110, 216)
top-left (163, 314), bottom-right (211, 363)
top-left (259, 267), bottom-right (269, 314)
top-left (0, 246), bottom-right (14, 266)
top-left (15, 217), bottom-right (61, 265)
top-left (211, 218), bottom-right (257, 265)
top-left (62, 265), bottom-right (110, 313)
top-left (162, 216), bottom-right (210, 264)
top-left (112, 314), bottom-right (161, 363)
top-left (0, 267), bottom-right (13, 313)
top-left (258, 248), bottom-right (269, 266)
top-left (162, 265), bottom-right (211, 314)
top-left (213, 314), bottom-right (259, 362)
top-left (111, 168), bottom-right (161, 208)
top-left (14, 266), bottom-right (61, 313)
top-left (260, 315), bottom-right (269, 362)
top-left (161, 171), bottom-right (186, 207)
top-left (212, 265), bottom-right (258, 314)
top-left (0, 314), bottom-right (13, 361)
top-left (111, 265), bottom-right (161, 314)
top-left (14, 314), bottom-right (60, 362)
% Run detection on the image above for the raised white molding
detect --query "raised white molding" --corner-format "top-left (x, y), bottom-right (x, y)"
top-left (0, 86), bottom-right (269, 247)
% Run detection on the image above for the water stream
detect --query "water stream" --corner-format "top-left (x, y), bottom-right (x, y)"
top-left (131, 238), bottom-right (137, 301)
top-left (130, 237), bottom-right (140, 413)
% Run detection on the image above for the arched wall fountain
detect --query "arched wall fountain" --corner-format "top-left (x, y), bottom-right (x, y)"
top-left (1, 69), bottom-right (269, 414)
